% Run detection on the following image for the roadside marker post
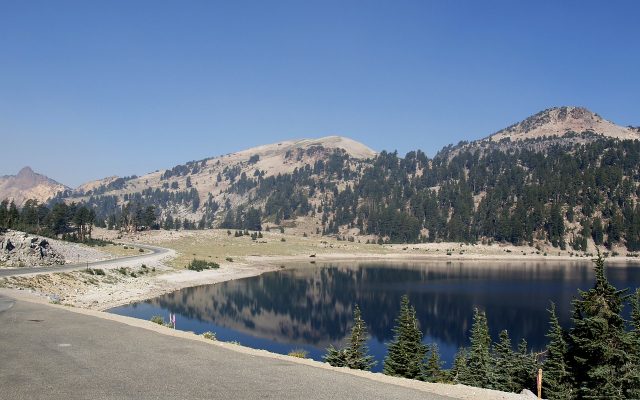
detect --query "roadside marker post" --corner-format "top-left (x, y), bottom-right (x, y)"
top-left (537, 368), bottom-right (542, 399)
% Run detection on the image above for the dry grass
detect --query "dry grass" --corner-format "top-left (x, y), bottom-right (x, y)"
top-left (98, 244), bottom-right (150, 257)
top-left (152, 229), bottom-right (387, 268)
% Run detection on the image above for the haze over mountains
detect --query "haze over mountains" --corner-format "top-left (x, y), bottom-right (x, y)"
top-left (4, 106), bottom-right (640, 252)
top-left (0, 166), bottom-right (68, 205)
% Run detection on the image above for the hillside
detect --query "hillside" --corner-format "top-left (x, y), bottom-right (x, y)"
top-left (486, 106), bottom-right (640, 142)
top-left (0, 167), bottom-right (68, 206)
top-left (56, 135), bottom-right (375, 230)
top-left (8, 106), bottom-right (640, 253)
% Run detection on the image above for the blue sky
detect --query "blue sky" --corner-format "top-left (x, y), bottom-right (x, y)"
top-left (1, 0), bottom-right (639, 186)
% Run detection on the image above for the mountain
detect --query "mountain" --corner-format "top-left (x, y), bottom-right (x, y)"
top-left (487, 106), bottom-right (640, 142)
top-left (0, 167), bottom-right (68, 205)
top-left (22, 106), bottom-right (640, 253)
top-left (57, 135), bottom-right (375, 229)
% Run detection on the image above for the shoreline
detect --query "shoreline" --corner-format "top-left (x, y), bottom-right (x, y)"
top-left (3, 247), bottom-right (640, 312)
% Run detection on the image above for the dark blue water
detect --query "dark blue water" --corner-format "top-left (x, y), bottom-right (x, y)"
top-left (109, 260), bottom-right (640, 371)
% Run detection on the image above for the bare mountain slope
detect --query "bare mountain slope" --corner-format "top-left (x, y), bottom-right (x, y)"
top-left (487, 106), bottom-right (639, 142)
top-left (0, 167), bottom-right (68, 205)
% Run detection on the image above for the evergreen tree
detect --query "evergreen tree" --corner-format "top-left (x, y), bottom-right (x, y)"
top-left (542, 303), bottom-right (572, 400)
top-left (450, 348), bottom-right (469, 384)
top-left (423, 343), bottom-right (444, 383)
top-left (622, 289), bottom-right (640, 399)
top-left (0, 200), bottom-right (8, 228)
top-left (512, 338), bottom-right (537, 393)
top-left (383, 295), bottom-right (427, 379)
top-left (324, 305), bottom-right (375, 371)
top-left (464, 308), bottom-right (493, 388)
top-left (344, 305), bottom-right (376, 370)
top-left (492, 330), bottom-right (516, 392)
top-left (324, 345), bottom-right (348, 368)
top-left (7, 201), bottom-right (19, 228)
top-left (567, 253), bottom-right (633, 399)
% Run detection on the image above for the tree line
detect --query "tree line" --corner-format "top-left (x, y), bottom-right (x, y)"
top-left (326, 255), bottom-right (640, 399)
top-left (0, 199), bottom-right (96, 242)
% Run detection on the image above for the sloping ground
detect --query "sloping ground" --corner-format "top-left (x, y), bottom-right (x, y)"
top-left (487, 106), bottom-right (639, 142)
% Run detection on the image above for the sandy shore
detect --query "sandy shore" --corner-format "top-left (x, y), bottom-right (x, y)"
top-left (2, 226), bottom-right (638, 311)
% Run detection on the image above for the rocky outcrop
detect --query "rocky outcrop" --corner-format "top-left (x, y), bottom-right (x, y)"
top-left (0, 230), bottom-right (65, 267)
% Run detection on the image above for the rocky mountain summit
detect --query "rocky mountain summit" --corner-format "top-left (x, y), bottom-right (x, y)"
top-left (0, 166), bottom-right (68, 205)
top-left (486, 106), bottom-right (639, 142)
top-left (0, 230), bottom-right (65, 267)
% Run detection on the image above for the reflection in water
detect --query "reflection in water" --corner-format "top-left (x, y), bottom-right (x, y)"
top-left (110, 261), bottom-right (640, 371)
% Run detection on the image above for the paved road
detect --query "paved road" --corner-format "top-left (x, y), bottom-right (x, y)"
top-left (0, 243), bottom-right (170, 278)
top-left (0, 297), bottom-right (453, 400)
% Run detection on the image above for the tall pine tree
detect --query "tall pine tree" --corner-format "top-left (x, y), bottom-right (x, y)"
top-left (542, 303), bottom-right (572, 400)
top-left (567, 253), bottom-right (633, 399)
top-left (492, 330), bottom-right (516, 392)
top-left (450, 348), bottom-right (469, 384)
top-left (464, 308), bottom-right (493, 388)
top-left (423, 343), bottom-right (444, 383)
top-left (383, 295), bottom-right (427, 379)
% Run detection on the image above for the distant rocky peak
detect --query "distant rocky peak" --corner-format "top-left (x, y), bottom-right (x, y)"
top-left (487, 106), bottom-right (638, 142)
top-left (16, 166), bottom-right (36, 178)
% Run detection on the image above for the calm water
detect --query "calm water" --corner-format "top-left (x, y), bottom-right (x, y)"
top-left (109, 260), bottom-right (640, 371)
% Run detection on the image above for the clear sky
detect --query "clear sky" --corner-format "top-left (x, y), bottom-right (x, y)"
top-left (1, 0), bottom-right (639, 187)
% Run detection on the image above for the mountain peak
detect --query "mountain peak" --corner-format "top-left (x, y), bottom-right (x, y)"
top-left (16, 166), bottom-right (36, 178)
top-left (487, 106), bottom-right (638, 142)
top-left (0, 167), bottom-right (68, 205)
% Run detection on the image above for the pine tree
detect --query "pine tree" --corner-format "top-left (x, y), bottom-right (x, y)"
top-left (344, 305), bottom-right (376, 370)
top-left (622, 289), bottom-right (640, 398)
top-left (383, 295), bottom-right (427, 379)
top-left (542, 303), bottom-right (572, 400)
top-left (512, 338), bottom-right (537, 393)
top-left (492, 330), bottom-right (516, 392)
top-left (450, 348), bottom-right (469, 384)
top-left (324, 345), bottom-right (348, 368)
top-left (423, 343), bottom-right (444, 383)
top-left (464, 308), bottom-right (493, 388)
top-left (567, 253), bottom-right (633, 399)
top-left (324, 304), bottom-right (375, 371)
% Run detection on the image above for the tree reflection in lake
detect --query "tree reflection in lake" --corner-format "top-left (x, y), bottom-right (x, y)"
top-left (110, 260), bottom-right (640, 371)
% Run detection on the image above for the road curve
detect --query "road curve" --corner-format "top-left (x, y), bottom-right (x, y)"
top-left (0, 243), bottom-right (172, 278)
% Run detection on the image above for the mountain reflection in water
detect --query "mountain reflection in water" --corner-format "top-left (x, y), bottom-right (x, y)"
top-left (110, 261), bottom-right (640, 371)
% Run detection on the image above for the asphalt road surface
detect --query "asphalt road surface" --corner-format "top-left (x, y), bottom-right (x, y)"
top-left (0, 243), bottom-right (170, 278)
top-left (0, 296), bottom-right (454, 400)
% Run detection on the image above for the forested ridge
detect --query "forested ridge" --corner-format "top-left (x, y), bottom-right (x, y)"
top-left (5, 108), bottom-right (640, 253)
top-left (6, 133), bottom-right (640, 252)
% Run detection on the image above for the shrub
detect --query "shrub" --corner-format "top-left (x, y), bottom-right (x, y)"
top-left (202, 331), bottom-right (217, 341)
top-left (187, 259), bottom-right (220, 271)
top-left (225, 257), bottom-right (233, 262)
top-left (288, 349), bottom-right (309, 358)
top-left (139, 248), bottom-right (144, 253)
top-left (150, 315), bottom-right (165, 325)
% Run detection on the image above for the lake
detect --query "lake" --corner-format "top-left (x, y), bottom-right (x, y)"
top-left (109, 260), bottom-right (640, 371)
